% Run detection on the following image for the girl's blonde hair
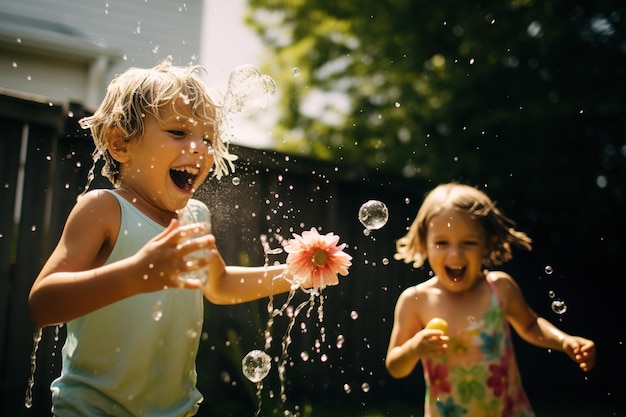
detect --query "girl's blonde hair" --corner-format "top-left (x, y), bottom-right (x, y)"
top-left (395, 182), bottom-right (532, 268)
top-left (79, 56), bottom-right (236, 188)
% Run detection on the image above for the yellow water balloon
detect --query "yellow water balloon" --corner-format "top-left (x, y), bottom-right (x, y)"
top-left (425, 318), bottom-right (449, 335)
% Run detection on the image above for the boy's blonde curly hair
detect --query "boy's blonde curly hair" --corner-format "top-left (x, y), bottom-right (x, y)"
top-left (395, 182), bottom-right (533, 268)
top-left (79, 56), bottom-right (237, 188)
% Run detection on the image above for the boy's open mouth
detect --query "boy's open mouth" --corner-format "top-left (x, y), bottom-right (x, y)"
top-left (446, 266), bottom-right (466, 282)
top-left (170, 166), bottom-right (199, 191)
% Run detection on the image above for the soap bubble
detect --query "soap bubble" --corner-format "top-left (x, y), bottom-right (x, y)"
top-left (358, 200), bottom-right (389, 230)
top-left (242, 350), bottom-right (272, 383)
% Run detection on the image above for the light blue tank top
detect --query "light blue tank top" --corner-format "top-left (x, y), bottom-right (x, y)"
top-left (51, 191), bottom-right (204, 417)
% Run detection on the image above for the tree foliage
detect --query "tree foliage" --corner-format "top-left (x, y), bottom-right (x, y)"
top-left (246, 0), bottom-right (625, 251)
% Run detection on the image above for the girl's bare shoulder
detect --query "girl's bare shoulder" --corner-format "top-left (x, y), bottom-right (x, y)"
top-left (486, 269), bottom-right (516, 285)
top-left (486, 270), bottom-right (523, 300)
top-left (399, 277), bottom-right (437, 301)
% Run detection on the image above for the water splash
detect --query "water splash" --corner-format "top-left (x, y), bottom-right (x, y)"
top-left (274, 291), bottom-right (318, 403)
top-left (24, 327), bottom-right (43, 409)
top-left (218, 64), bottom-right (276, 154)
top-left (222, 65), bottom-right (276, 115)
top-left (244, 233), bottom-right (328, 416)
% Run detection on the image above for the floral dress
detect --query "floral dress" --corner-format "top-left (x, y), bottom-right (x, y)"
top-left (422, 279), bottom-right (536, 417)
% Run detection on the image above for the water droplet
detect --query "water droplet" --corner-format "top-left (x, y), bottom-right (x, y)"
top-left (358, 200), bottom-right (389, 230)
top-left (232, 176), bottom-right (241, 186)
top-left (545, 265), bottom-right (553, 275)
top-left (336, 334), bottom-right (345, 349)
top-left (551, 300), bottom-right (567, 315)
top-left (291, 67), bottom-right (301, 77)
top-left (152, 301), bottom-right (163, 321)
top-left (220, 371), bottom-right (231, 383)
top-left (361, 382), bottom-right (370, 392)
top-left (242, 350), bottom-right (272, 383)
top-left (350, 311), bottom-right (359, 320)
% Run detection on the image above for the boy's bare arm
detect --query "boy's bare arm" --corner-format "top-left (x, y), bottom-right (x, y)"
top-left (29, 192), bottom-right (205, 326)
top-left (205, 264), bottom-right (293, 305)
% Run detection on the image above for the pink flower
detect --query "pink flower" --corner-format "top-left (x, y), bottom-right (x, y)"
top-left (284, 227), bottom-right (352, 290)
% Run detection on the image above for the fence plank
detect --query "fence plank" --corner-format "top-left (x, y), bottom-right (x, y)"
top-left (0, 119), bottom-right (24, 410)
top-left (3, 123), bottom-right (59, 416)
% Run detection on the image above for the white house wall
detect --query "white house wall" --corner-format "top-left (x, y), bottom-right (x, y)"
top-left (0, 0), bottom-right (205, 110)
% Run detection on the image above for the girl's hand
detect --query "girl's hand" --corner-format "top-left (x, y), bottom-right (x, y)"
top-left (412, 329), bottom-right (449, 358)
top-left (562, 335), bottom-right (596, 372)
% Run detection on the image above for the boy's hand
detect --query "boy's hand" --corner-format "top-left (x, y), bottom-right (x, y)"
top-left (132, 219), bottom-right (215, 291)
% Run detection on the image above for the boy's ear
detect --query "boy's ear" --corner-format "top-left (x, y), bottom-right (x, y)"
top-left (106, 130), bottom-right (131, 163)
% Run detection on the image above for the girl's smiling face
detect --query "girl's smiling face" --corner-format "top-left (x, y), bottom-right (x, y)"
top-left (116, 100), bottom-right (215, 217)
top-left (426, 208), bottom-right (489, 293)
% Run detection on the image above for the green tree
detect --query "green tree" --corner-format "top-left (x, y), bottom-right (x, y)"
top-left (246, 2), bottom-right (623, 175)
top-left (246, 0), bottom-right (625, 243)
